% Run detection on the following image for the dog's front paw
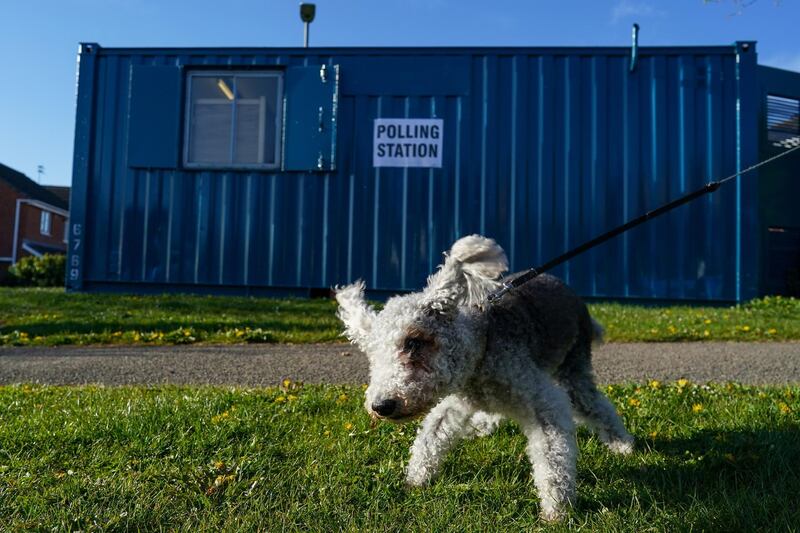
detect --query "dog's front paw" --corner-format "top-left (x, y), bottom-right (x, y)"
top-left (404, 464), bottom-right (432, 488)
top-left (539, 506), bottom-right (567, 522)
top-left (538, 490), bottom-right (574, 522)
top-left (606, 437), bottom-right (634, 455)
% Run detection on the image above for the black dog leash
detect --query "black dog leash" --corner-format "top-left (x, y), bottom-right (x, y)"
top-left (487, 140), bottom-right (800, 303)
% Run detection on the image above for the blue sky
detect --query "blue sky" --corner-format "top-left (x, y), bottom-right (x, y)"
top-left (1, 0), bottom-right (798, 186)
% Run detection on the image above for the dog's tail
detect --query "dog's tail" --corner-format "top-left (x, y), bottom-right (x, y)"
top-left (447, 235), bottom-right (508, 282)
top-left (590, 317), bottom-right (605, 345)
top-left (423, 235), bottom-right (508, 310)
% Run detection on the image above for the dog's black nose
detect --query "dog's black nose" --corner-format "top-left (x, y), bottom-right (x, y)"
top-left (372, 399), bottom-right (398, 417)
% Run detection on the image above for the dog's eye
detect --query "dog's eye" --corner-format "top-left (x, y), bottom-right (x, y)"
top-left (403, 337), bottom-right (424, 354)
top-left (400, 335), bottom-right (434, 371)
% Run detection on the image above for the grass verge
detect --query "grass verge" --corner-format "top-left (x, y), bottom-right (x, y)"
top-left (0, 381), bottom-right (798, 530)
top-left (1, 288), bottom-right (799, 346)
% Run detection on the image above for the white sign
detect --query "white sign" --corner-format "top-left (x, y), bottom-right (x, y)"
top-left (373, 118), bottom-right (443, 168)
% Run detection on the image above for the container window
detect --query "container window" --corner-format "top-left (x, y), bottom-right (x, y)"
top-left (767, 94), bottom-right (800, 144)
top-left (40, 211), bottom-right (51, 236)
top-left (184, 72), bottom-right (283, 169)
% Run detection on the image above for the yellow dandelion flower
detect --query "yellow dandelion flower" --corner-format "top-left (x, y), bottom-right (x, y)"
top-left (212, 474), bottom-right (234, 487)
top-left (338, 394), bottom-right (348, 402)
top-left (778, 402), bottom-right (791, 414)
top-left (214, 461), bottom-right (225, 470)
top-left (344, 422), bottom-right (354, 430)
top-left (606, 385), bottom-right (614, 393)
top-left (287, 394), bottom-right (298, 402)
top-left (704, 319), bottom-right (712, 325)
top-left (649, 431), bottom-right (658, 439)
top-left (628, 398), bottom-right (641, 407)
top-left (650, 328), bottom-right (658, 334)
top-left (768, 328), bottom-right (777, 335)
top-left (692, 404), bottom-right (704, 413)
top-left (758, 392), bottom-right (767, 399)
top-left (183, 329), bottom-right (191, 336)
top-left (283, 379), bottom-right (292, 388)
top-left (324, 430), bottom-right (331, 436)
top-left (742, 325), bottom-right (750, 332)
top-left (134, 333), bottom-right (141, 342)
top-left (676, 378), bottom-right (689, 388)
top-left (704, 330), bottom-right (710, 337)
top-left (211, 411), bottom-right (231, 423)
top-left (275, 396), bottom-right (286, 403)
top-left (649, 380), bottom-right (662, 389)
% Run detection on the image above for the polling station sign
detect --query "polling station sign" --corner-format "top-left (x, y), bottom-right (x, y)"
top-left (373, 118), bottom-right (443, 168)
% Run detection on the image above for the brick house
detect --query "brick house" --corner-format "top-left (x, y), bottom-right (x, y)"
top-left (0, 162), bottom-right (69, 281)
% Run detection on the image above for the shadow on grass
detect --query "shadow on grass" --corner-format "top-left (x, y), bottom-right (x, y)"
top-left (577, 424), bottom-right (800, 526)
top-left (433, 422), bottom-right (800, 528)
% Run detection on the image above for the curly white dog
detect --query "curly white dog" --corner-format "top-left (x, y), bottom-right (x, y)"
top-left (336, 235), bottom-right (633, 521)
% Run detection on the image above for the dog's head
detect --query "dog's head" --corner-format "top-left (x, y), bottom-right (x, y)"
top-left (335, 235), bottom-right (508, 422)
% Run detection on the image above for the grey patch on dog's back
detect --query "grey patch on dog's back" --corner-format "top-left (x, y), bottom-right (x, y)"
top-left (486, 273), bottom-right (592, 371)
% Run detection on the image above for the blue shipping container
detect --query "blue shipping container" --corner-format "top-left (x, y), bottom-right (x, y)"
top-left (67, 42), bottom-right (800, 301)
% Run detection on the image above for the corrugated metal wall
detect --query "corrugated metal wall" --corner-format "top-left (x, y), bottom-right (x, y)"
top-left (68, 43), bottom-right (761, 301)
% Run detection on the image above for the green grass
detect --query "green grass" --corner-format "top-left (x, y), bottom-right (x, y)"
top-left (591, 295), bottom-right (800, 342)
top-left (1, 288), bottom-right (799, 346)
top-left (0, 288), bottom-right (343, 345)
top-left (1, 381), bottom-right (798, 530)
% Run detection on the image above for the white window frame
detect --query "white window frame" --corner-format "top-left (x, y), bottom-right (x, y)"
top-left (40, 210), bottom-right (51, 236)
top-left (183, 71), bottom-right (283, 170)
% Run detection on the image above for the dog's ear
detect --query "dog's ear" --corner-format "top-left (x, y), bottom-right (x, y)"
top-left (335, 280), bottom-right (376, 348)
top-left (422, 235), bottom-right (508, 311)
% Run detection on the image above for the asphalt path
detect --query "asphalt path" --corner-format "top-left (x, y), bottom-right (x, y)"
top-left (1, 342), bottom-right (799, 386)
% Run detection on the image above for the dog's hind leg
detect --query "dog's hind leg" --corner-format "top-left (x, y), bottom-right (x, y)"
top-left (557, 344), bottom-right (634, 455)
top-left (405, 394), bottom-right (474, 487)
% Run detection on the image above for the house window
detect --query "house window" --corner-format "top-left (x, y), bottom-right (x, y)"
top-left (767, 94), bottom-right (800, 144)
top-left (40, 211), bottom-right (51, 236)
top-left (184, 72), bottom-right (283, 169)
